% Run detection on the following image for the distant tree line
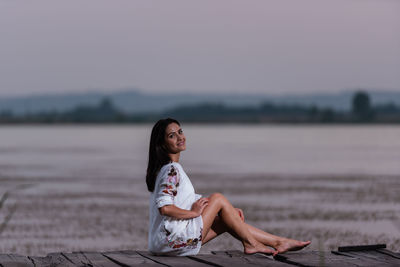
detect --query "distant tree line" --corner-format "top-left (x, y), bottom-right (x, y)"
top-left (1, 91), bottom-right (400, 124)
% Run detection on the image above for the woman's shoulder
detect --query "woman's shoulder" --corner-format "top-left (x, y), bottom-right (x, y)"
top-left (159, 162), bottom-right (182, 175)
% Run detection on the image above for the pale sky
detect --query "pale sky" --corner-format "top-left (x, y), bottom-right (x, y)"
top-left (0, 0), bottom-right (399, 97)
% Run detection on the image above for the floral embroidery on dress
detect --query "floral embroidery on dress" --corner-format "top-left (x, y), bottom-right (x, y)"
top-left (161, 165), bottom-right (180, 196)
top-left (163, 226), bottom-right (202, 249)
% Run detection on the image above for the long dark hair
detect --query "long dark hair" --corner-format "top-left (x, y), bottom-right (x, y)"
top-left (146, 118), bottom-right (180, 192)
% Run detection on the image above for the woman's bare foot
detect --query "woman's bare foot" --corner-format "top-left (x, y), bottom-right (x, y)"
top-left (244, 241), bottom-right (276, 255)
top-left (274, 238), bottom-right (311, 254)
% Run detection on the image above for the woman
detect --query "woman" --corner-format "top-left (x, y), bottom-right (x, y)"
top-left (147, 118), bottom-right (311, 256)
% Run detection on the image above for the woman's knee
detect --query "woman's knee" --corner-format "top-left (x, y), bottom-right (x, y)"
top-left (209, 192), bottom-right (227, 203)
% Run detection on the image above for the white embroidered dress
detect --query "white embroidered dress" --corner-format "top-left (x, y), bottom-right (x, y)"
top-left (148, 162), bottom-right (203, 256)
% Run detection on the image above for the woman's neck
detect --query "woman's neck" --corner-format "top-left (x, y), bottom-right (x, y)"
top-left (169, 152), bottom-right (180, 163)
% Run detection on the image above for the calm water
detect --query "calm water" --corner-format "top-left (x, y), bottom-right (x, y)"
top-left (1, 125), bottom-right (400, 179)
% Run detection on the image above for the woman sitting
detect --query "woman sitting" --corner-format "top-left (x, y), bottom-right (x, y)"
top-left (147, 118), bottom-right (311, 256)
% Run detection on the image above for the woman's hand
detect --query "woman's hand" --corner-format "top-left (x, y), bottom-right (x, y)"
top-left (235, 208), bottom-right (245, 222)
top-left (191, 197), bottom-right (209, 216)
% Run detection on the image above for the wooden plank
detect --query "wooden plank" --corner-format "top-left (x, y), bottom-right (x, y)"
top-left (377, 248), bottom-right (400, 259)
top-left (275, 250), bottom-right (376, 267)
top-left (187, 254), bottom-right (227, 267)
top-left (213, 250), bottom-right (293, 266)
top-left (39, 252), bottom-right (78, 267)
top-left (136, 251), bottom-right (210, 267)
top-left (2, 249), bottom-right (400, 267)
top-left (331, 251), bottom-right (393, 267)
top-left (338, 244), bottom-right (386, 252)
top-left (28, 256), bottom-right (52, 267)
top-left (80, 252), bottom-right (122, 267)
top-left (61, 252), bottom-right (91, 266)
top-left (0, 254), bottom-right (34, 267)
top-left (103, 251), bottom-right (163, 266)
top-left (337, 250), bottom-right (400, 266)
top-left (188, 251), bottom-right (265, 267)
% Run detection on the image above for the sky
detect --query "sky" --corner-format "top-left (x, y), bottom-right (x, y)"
top-left (0, 0), bottom-right (399, 97)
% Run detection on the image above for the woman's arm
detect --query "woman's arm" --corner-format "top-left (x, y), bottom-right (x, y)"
top-left (159, 205), bottom-right (198, 219)
top-left (159, 197), bottom-right (208, 219)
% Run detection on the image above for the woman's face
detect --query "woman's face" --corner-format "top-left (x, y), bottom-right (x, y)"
top-left (164, 122), bottom-right (186, 154)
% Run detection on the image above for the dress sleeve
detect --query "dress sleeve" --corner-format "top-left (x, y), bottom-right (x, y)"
top-left (155, 164), bottom-right (180, 208)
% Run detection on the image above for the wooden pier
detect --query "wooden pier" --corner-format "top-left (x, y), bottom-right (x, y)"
top-left (1, 244), bottom-right (399, 267)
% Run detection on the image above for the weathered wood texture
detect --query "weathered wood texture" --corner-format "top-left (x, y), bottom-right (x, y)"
top-left (206, 250), bottom-right (293, 266)
top-left (103, 251), bottom-right (161, 267)
top-left (0, 254), bottom-right (34, 267)
top-left (0, 246), bottom-right (399, 267)
top-left (277, 250), bottom-right (381, 267)
top-left (136, 251), bottom-right (210, 266)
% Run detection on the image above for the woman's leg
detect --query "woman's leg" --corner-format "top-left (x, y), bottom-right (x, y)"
top-left (202, 196), bottom-right (311, 253)
top-left (203, 219), bottom-right (280, 247)
top-left (201, 193), bottom-right (275, 254)
top-left (203, 208), bottom-right (246, 244)
top-left (245, 223), bottom-right (311, 253)
top-left (202, 216), bottom-right (225, 244)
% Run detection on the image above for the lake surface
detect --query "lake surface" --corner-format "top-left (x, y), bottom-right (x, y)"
top-left (1, 124), bottom-right (399, 179)
top-left (1, 124), bottom-right (400, 255)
